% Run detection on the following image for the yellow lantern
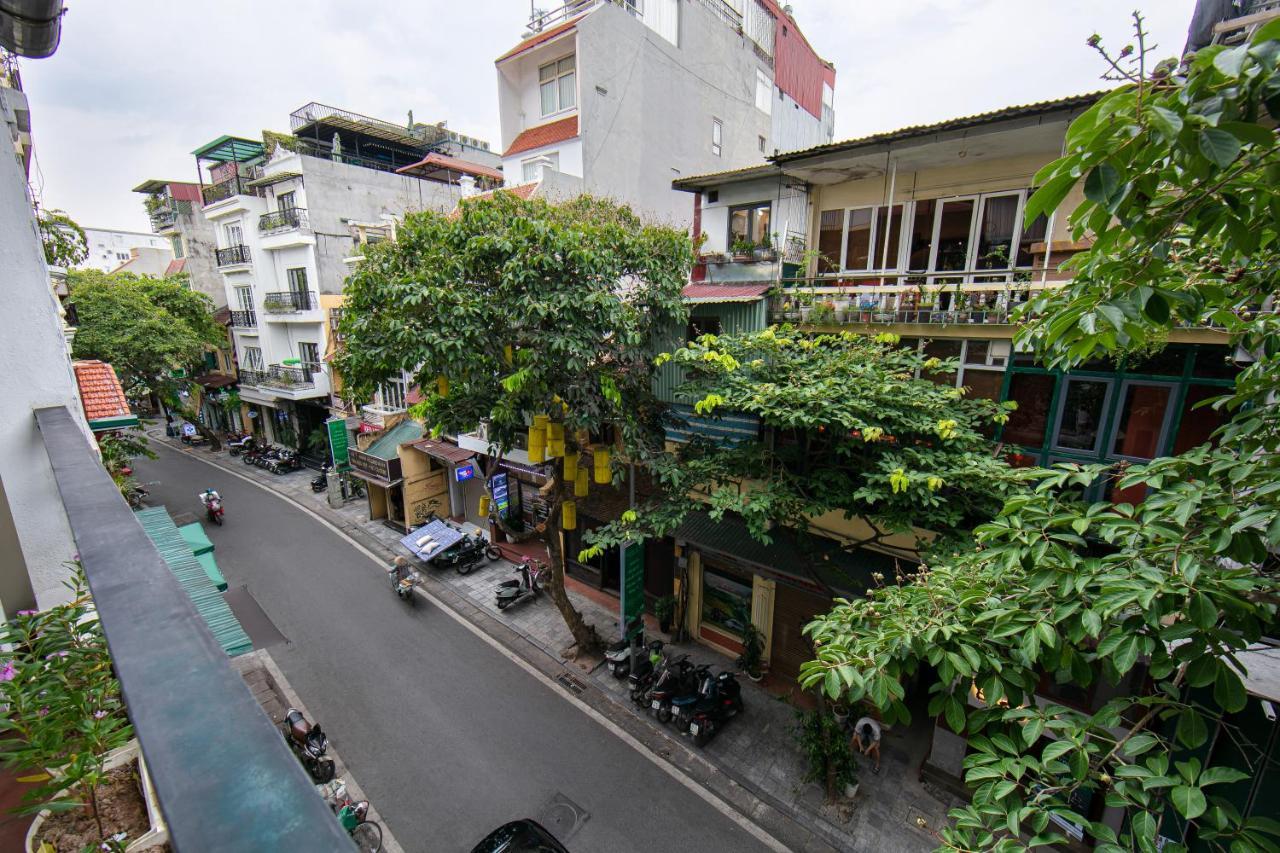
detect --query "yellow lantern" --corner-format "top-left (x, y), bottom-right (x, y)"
top-left (547, 439), bottom-right (564, 458)
top-left (478, 495), bottom-right (491, 516)
top-left (593, 447), bottom-right (611, 484)
top-left (575, 468), bottom-right (589, 497)
top-left (533, 414), bottom-right (549, 430)
top-left (437, 375), bottom-right (449, 397)
top-left (564, 451), bottom-right (579, 481)
top-left (548, 422), bottom-right (564, 442)
top-left (503, 345), bottom-right (513, 366)
top-left (562, 500), bottom-right (577, 530)
top-left (527, 425), bottom-right (546, 463)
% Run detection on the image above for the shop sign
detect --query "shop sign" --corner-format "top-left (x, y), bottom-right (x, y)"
top-left (620, 540), bottom-right (644, 639)
top-left (455, 463), bottom-right (475, 482)
top-left (490, 473), bottom-right (510, 516)
top-left (326, 417), bottom-right (350, 470)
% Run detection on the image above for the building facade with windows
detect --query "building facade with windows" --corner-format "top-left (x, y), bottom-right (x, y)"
top-left (495, 0), bottom-right (835, 227)
top-left (131, 179), bottom-right (223, 306)
top-left (76, 226), bottom-right (173, 275)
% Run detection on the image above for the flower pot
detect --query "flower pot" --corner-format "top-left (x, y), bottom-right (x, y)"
top-left (844, 782), bottom-right (860, 799)
top-left (747, 670), bottom-right (764, 683)
top-left (800, 307), bottom-right (814, 321)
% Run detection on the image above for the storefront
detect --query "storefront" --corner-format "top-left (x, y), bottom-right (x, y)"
top-left (406, 438), bottom-right (477, 522)
top-left (347, 419), bottom-right (423, 532)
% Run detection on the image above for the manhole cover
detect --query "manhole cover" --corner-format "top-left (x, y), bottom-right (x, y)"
top-left (536, 792), bottom-right (590, 843)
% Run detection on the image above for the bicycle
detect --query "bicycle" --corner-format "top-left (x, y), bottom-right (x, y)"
top-left (318, 779), bottom-right (382, 852)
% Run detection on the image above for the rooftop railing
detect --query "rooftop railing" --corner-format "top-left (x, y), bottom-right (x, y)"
top-left (33, 405), bottom-right (352, 850)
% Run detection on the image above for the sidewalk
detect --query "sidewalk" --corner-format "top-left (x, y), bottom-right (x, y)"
top-left (152, 432), bottom-right (961, 852)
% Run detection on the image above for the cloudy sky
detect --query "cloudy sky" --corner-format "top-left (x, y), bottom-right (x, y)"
top-left (21, 0), bottom-right (1196, 233)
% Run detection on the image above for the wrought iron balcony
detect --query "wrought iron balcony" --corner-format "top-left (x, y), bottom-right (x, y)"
top-left (148, 206), bottom-right (177, 231)
top-left (230, 310), bottom-right (257, 328)
top-left (215, 245), bottom-right (252, 267)
top-left (200, 176), bottom-right (261, 206)
top-left (237, 368), bottom-right (269, 386)
top-left (262, 363), bottom-right (317, 388)
top-left (259, 207), bottom-right (308, 234)
top-left (263, 290), bottom-right (318, 313)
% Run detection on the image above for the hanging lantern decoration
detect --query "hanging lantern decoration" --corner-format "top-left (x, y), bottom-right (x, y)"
top-left (437, 375), bottom-right (449, 397)
top-left (503, 345), bottom-right (513, 366)
top-left (562, 500), bottom-right (577, 530)
top-left (527, 425), bottom-right (546, 463)
top-left (564, 451), bottom-right (579, 482)
top-left (575, 467), bottom-right (589, 497)
top-left (478, 495), bottom-right (491, 517)
top-left (593, 447), bottom-right (611, 484)
top-left (546, 422), bottom-right (564, 458)
top-left (533, 414), bottom-right (549, 430)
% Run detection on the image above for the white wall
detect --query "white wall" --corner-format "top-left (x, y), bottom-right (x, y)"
top-left (697, 176), bottom-right (809, 255)
top-left (496, 31), bottom-right (580, 148)
top-left (501, 139), bottom-right (584, 183)
top-left (0, 101), bottom-right (93, 616)
top-left (79, 227), bottom-right (172, 273)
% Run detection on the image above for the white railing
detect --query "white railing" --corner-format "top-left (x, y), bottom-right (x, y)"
top-left (770, 276), bottom-right (1060, 327)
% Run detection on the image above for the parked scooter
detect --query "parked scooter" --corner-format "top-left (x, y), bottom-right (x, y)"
top-left (649, 657), bottom-right (699, 724)
top-left (670, 664), bottom-right (714, 732)
top-left (311, 461), bottom-right (332, 493)
top-left (688, 670), bottom-right (745, 747)
top-left (200, 489), bottom-right (225, 526)
top-left (281, 707), bottom-right (335, 782)
top-left (431, 532), bottom-right (501, 575)
top-left (606, 618), bottom-right (657, 679)
top-left (227, 434), bottom-right (255, 457)
top-left (495, 556), bottom-right (546, 611)
top-left (626, 642), bottom-right (669, 704)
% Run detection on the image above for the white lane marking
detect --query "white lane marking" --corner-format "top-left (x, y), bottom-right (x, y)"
top-left (154, 442), bottom-right (790, 852)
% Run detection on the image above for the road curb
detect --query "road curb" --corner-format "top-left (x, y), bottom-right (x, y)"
top-left (150, 434), bottom-right (846, 853)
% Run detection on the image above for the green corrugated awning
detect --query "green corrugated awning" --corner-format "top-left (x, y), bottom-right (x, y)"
top-left (244, 170), bottom-right (302, 188)
top-left (88, 415), bottom-right (140, 432)
top-left (192, 135), bottom-right (266, 163)
top-left (135, 507), bottom-right (251, 656)
top-left (179, 522), bottom-right (214, 556)
top-left (196, 551), bottom-right (228, 592)
top-left (363, 419), bottom-right (424, 460)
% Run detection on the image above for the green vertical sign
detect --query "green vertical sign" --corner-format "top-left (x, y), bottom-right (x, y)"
top-left (326, 417), bottom-right (350, 470)
top-left (620, 540), bottom-right (645, 639)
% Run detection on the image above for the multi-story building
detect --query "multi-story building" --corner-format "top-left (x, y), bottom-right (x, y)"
top-left (495, 0), bottom-right (835, 226)
top-left (77, 226), bottom-right (173, 274)
top-left (131, 178), bottom-right (223, 305)
top-left (193, 103), bottom-right (499, 459)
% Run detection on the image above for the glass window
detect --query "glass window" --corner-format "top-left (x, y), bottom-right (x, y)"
top-left (963, 368), bottom-right (1005, 402)
top-left (234, 286), bottom-right (252, 311)
top-left (843, 208), bottom-right (873, 270)
top-left (1110, 383), bottom-right (1173, 459)
top-left (817, 210), bottom-right (843, 274)
top-left (170, 234), bottom-right (184, 259)
top-left (244, 346), bottom-right (263, 370)
top-left (700, 562), bottom-right (752, 636)
top-left (1125, 347), bottom-right (1187, 377)
top-left (277, 191), bottom-right (295, 212)
top-left (225, 223), bottom-right (243, 247)
top-left (874, 205), bottom-right (905, 269)
top-left (711, 118), bottom-right (722, 157)
top-left (1016, 213), bottom-right (1048, 268)
top-left (539, 55), bottom-right (576, 116)
top-left (687, 316), bottom-right (722, 341)
top-left (906, 200), bottom-right (936, 271)
top-left (975, 195), bottom-right (1019, 269)
top-left (755, 69), bottom-right (772, 115)
top-left (728, 203), bottom-right (770, 247)
top-left (380, 379), bottom-right (406, 410)
top-left (287, 267), bottom-right (308, 293)
top-left (1002, 373), bottom-right (1056, 448)
top-left (1053, 378), bottom-right (1112, 453)
top-left (1190, 346), bottom-right (1240, 379)
top-left (1172, 384), bottom-right (1227, 454)
top-left (923, 339), bottom-right (961, 385)
top-left (934, 199), bottom-right (976, 272)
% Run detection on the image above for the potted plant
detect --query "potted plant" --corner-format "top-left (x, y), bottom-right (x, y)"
top-left (5, 568), bottom-right (167, 852)
top-left (794, 707), bottom-right (858, 802)
top-left (753, 233), bottom-right (776, 262)
top-left (654, 594), bottom-right (677, 634)
top-left (831, 293), bottom-right (852, 322)
top-left (730, 237), bottom-right (755, 261)
top-left (736, 619), bottom-right (765, 681)
top-left (810, 301), bottom-right (836, 325)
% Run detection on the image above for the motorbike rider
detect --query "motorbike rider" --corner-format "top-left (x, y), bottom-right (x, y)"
top-left (389, 556), bottom-right (411, 584)
top-left (199, 488), bottom-right (221, 509)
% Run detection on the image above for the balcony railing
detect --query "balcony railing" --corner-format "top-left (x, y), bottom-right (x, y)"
top-left (215, 245), bottom-right (252, 267)
top-left (259, 207), bottom-right (308, 234)
top-left (230, 310), bottom-right (257, 328)
top-left (262, 363), bottom-right (318, 388)
top-left (263, 290), bottom-right (318, 313)
top-left (696, 0), bottom-right (742, 28)
top-left (200, 176), bottom-right (261, 206)
top-left (769, 275), bottom-right (1056, 327)
top-left (148, 205), bottom-right (177, 231)
top-left (237, 368), bottom-right (269, 386)
top-left (33, 406), bottom-right (350, 850)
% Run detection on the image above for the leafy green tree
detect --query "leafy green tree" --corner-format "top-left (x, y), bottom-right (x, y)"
top-left (37, 208), bottom-right (87, 268)
top-left (584, 329), bottom-right (1019, 591)
top-left (336, 193), bottom-right (692, 653)
top-left (69, 270), bottom-right (227, 449)
top-left (799, 21), bottom-right (1280, 853)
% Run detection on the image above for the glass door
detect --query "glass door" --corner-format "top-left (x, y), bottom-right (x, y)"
top-left (1051, 377), bottom-right (1114, 455)
top-left (1108, 381), bottom-right (1176, 461)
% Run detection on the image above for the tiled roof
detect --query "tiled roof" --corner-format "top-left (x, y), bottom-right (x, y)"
top-left (502, 115), bottom-right (578, 158)
top-left (681, 283), bottom-right (770, 303)
top-left (495, 17), bottom-right (581, 63)
top-left (396, 152), bottom-right (504, 182)
top-left (448, 182), bottom-right (541, 219)
top-left (164, 258), bottom-right (186, 277)
top-left (73, 360), bottom-right (132, 423)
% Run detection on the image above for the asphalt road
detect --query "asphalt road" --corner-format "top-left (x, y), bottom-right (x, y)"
top-left (136, 444), bottom-right (769, 853)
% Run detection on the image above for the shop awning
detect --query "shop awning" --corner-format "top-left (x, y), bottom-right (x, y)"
top-left (193, 373), bottom-right (238, 389)
top-left (400, 519), bottom-right (464, 561)
top-left (410, 438), bottom-right (475, 465)
top-left (347, 469), bottom-right (402, 489)
top-left (675, 510), bottom-right (903, 597)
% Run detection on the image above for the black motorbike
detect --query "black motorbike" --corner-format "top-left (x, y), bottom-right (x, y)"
top-left (311, 461), bottom-right (332, 493)
top-left (670, 664), bottom-right (714, 732)
top-left (495, 557), bottom-right (545, 611)
top-left (649, 657), bottom-right (700, 724)
top-left (430, 532), bottom-right (501, 575)
top-left (227, 434), bottom-right (255, 457)
top-left (629, 646), bottom-right (678, 706)
top-left (282, 708), bottom-right (335, 782)
top-left (688, 670), bottom-right (744, 747)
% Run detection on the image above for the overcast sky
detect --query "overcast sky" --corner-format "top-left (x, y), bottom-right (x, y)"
top-left (20, 0), bottom-right (1196, 233)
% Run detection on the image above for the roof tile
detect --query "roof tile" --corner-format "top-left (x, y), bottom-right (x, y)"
top-left (502, 115), bottom-right (578, 158)
top-left (72, 360), bottom-right (132, 423)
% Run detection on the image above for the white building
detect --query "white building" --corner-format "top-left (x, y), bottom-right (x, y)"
top-left (495, 0), bottom-right (835, 227)
top-left (194, 105), bottom-right (500, 457)
top-left (77, 226), bottom-right (172, 273)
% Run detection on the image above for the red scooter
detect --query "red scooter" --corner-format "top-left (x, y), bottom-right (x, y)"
top-left (200, 489), bottom-right (225, 526)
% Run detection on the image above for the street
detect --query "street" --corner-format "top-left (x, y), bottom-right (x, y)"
top-left (135, 444), bottom-right (771, 853)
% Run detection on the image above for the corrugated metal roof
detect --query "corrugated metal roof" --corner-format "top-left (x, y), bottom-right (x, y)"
top-left (410, 438), bottom-right (475, 464)
top-left (672, 163), bottom-right (781, 192)
top-left (682, 283), bottom-right (770, 303)
top-left (772, 91), bottom-right (1109, 164)
top-left (363, 419), bottom-right (424, 460)
top-left (136, 507), bottom-right (251, 656)
top-left (244, 170), bottom-right (302, 189)
top-left (676, 510), bottom-right (902, 597)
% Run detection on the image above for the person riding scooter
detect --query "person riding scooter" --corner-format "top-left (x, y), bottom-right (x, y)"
top-left (387, 556), bottom-right (418, 603)
top-left (199, 488), bottom-right (225, 525)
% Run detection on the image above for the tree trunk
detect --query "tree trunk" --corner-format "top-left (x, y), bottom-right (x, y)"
top-left (542, 479), bottom-right (602, 657)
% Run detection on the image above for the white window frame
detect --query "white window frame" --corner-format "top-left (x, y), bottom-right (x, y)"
top-left (234, 286), bottom-right (253, 311)
top-left (521, 152), bottom-right (560, 183)
top-left (836, 203), bottom-right (909, 273)
top-left (243, 346), bottom-right (263, 371)
top-left (711, 118), bottom-right (723, 157)
top-left (224, 222), bottom-right (243, 247)
top-left (538, 54), bottom-right (577, 117)
top-left (380, 378), bottom-right (407, 411)
top-left (755, 69), bottom-right (772, 115)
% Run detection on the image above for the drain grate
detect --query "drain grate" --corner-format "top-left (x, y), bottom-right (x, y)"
top-left (555, 672), bottom-right (587, 695)
top-left (536, 792), bottom-right (590, 843)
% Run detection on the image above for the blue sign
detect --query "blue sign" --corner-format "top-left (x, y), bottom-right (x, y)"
top-left (455, 464), bottom-right (475, 482)
top-left (490, 473), bottom-right (510, 516)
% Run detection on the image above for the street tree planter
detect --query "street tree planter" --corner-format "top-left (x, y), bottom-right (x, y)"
top-left (26, 739), bottom-right (168, 853)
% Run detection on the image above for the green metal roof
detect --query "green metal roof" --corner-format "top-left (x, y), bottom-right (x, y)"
top-left (676, 510), bottom-right (903, 597)
top-left (191, 135), bottom-right (266, 163)
top-left (178, 522), bottom-right (214, 556)
top-left (195, 551), bottom-right (228, 592)
top-left (136, 507), bottom-right (251, 656)
top-left (364, 419), bottom-right (424, 460)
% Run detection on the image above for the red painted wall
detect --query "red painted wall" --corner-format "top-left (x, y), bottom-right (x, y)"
top-left (759, 0), bottom-right (834, 120)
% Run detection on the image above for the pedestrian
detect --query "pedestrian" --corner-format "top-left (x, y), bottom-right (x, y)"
top-left (851, 715), bottom-right (881, 774)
